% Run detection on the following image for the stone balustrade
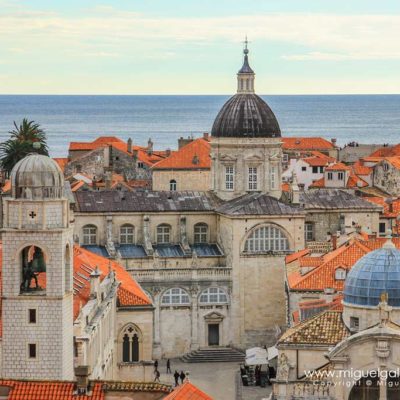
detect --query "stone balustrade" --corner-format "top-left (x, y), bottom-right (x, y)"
top-left (273, 380), bottom-right (334, 399)
top-left (129, 267), bottom-right (232, 283)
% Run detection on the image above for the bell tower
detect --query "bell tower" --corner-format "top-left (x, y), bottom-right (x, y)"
top-left (1, 154), bottom-right (74, 380)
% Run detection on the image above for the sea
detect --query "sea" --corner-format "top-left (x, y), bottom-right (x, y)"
top-left (0, 94), bottom-right (399, 157)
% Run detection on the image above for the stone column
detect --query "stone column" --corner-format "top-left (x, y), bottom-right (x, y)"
top-left (190, 286), bottom-right (200, 351)
top-left (152, 288), bottom-right (162, 359)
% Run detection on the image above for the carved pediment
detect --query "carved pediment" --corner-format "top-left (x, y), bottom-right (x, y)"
top-left (244, 154), bottom-right (263, 162)
top-left (219, 154), bottom-right (237, 162)
top-left (204, 311), bottom-right (224, 322)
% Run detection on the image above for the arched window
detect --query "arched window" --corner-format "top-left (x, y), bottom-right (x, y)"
top-left (161, 288), bottom-right (190, 306)
top-left (199, 287), bottom-right (228, 304)
top-left (120, 324), bottom-right (141, 363)
top-left (20, 245), bottom-right (46, 294)
top-left (169, 179), bottom-right (177, 191)
top-left (120, 224), bottom-right (134, 244)
top-left (157, 224), bottom-right (171, 244)
top-left (82, 224), bottom-right (97, 245)
top-left (244, 225), bottom-right (289, 253)
top-left (194, 223), bottom-right (208, 244)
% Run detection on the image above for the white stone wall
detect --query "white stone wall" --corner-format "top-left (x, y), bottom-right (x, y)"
top-left (1, 197), bottom-right (74, 380)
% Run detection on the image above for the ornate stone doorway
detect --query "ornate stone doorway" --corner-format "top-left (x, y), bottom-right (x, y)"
top-left (208, 324), bottom-right (219, 346)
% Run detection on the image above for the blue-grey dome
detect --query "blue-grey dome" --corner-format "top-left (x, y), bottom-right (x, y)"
top-left (344, 241), bottom-right (400, 307)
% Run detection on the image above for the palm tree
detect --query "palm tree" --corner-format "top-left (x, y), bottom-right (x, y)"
top-left (0, 119), bottom-right (49, 176)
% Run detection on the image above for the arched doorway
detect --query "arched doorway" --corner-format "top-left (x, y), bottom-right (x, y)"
top-left (349, 375), bottom-right (379, 400)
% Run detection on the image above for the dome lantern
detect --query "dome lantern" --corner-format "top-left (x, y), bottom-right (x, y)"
top-left (10, 154), bottom-right (65, 200)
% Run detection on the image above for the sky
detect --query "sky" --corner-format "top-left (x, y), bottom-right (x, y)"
top-left (1, 0), bottom-right (400, 94)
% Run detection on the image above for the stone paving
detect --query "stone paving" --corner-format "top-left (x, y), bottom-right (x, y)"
top-left (157, 359), bottom-right (271, 400)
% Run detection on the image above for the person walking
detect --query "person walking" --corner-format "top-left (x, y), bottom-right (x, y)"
top-left (166, 359), bottom-right (171, 373)
top-left (154, 360), bottom-right (158, 372)
top-left (174, 370), bottom-right (180, 386)
top-left (154, 369), bottom-right (160, 383)
top-left (180, 370), bottom-right (186, 384)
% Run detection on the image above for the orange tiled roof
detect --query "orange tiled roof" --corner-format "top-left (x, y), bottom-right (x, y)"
top-left (278, 310), bottom-right (349, 345)
top-left (1, 179), bottom-right (11, 194)
top-left (288, 239), bottom-right (400, 292)
top-left (164, 381), bottom-right (213, 400)
top-left (352, 161), bottom-right (372, 176)
top-left (364, 197), bottom-right (400, 218)
top-left (325, 162), bottom-right (351, 171)
top-left (281, 137), bottom-right (336, 151)
top-left (285, 248), bottom-right (310, 264)
top-left (152, 138), bottom-right (210, 170)
top-left (281, 182), bottom-right (290, 193)
top-left (73, 246), bottom-right (151, 319)
top-left (0, 380), bottom-right (104, 400)
top-left (53, 158), bottom-right (69, 172)
top-left (309, 177), bottom-right (325, 188)
top-left (346, 174), bottom-right (368, 188)
top-left (384, 156), bottom-right (400, 170)
top-left (369, 144), bottom-right (400, 157)
top-left (69, 136), bottom-right (124, 151)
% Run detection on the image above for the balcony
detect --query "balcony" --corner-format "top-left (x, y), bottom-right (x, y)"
top-left (129, 267), bottom-right (232, 283)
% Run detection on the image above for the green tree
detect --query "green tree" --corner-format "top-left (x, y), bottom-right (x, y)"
top-left (0, 119), bottom-right (49, 176)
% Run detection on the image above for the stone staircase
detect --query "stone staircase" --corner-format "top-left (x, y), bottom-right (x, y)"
top-left (181, 347), bottom-right (245, 363)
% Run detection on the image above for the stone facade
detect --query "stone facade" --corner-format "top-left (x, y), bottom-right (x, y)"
top-left (152, 169), bottom-right (210, 192)
top-left (210, 136), bottom-right (283, 200)
top-left (373, 158), bottom-right (400, 196)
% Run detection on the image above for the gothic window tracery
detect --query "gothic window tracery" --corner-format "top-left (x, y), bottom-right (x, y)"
top-left (120, 324), bottom-right (141, 363)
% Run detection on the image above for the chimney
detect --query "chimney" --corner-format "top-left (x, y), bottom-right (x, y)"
top-left (75, 366), bottom-right (91, 395)
top-left (165, 148), bottom-right (171, 157)
top-left (203, 132), bottom-right (209, 141)
top-left (331, 138), bottom-right (337, 146)
top-left (192, 154), bottom-right (199, 165)
top-left (178, 136), bottom-right (194, 149)
top-left (127, 138), bottom-right (133, 153)
top-left (290, 173), bottom-right (300, 204)
top-left (147, 138), bottom-right (153, 155)
top-left (332, 233), bottom-right (338, 250)
top-left (89, 267), bottom-right (101, 301)
top-left (105, 171), bottom-right (112, 190)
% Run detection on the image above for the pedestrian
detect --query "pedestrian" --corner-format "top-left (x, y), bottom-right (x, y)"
top-left (166, 359), bottom-right (171, 373)
top-left (154, 360), bottom-right (158, 372)
top-left (154, 369), bottom-right (160, 383)
top-left (180, 370), bottom-right (186, 384)
top-left (174, 370), bottom-right (180, 386)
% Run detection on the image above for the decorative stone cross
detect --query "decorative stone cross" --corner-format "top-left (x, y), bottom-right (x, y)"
top-left (29, 211), bottom-right (37, 219)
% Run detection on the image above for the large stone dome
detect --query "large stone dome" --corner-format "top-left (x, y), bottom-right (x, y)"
top-left (11, 154), bottom-right (64, 199)
top-left (211, 93), bottom-right (281, 138)
top-left (344, 241), bottom-right (400, 307)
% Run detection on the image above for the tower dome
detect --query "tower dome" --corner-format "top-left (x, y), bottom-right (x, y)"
top-left (344, 240), bottom-right (400, 307)
top-left (211, 39), bottom-right (281, 138)
top-left (11, 153), bottom-right (64, 199)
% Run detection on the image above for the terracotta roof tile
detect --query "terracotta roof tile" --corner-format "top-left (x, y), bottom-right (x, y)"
top-left (352, 161), bottom-right (372, 176)
top-left (53, 158), bottom-right (69, 172)
top-left (325, 162), bottom-right (351, 171)
top-left (278, 310), bottom-right (349, 345)
top-left (0, 380), bottom-right (104, 400)
top-left (164, 381), bottom-right (213, 400)
top-left (369, 144), bottom-right (400, 157)
top-left (285, 249), bottom-right (310, 264)
top-left (152, 138), bottom-right (210, 170)
top-left (73, 246), bottom-right (151, 319)
top-left (281, 137), bottom-right (336, 151)
top-left (384, 156), bottom-right (400, 170)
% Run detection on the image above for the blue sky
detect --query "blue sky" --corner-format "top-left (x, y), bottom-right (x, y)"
top-left (1, 0), bottom-right (400, 94)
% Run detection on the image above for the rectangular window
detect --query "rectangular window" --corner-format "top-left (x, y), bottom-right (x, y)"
top-left (248, 167), bottom-right (258, 191)
top-left (282, 154), bottom-right (289, 163)
top-left (379, 222), bottom-right (386, 234)
top-left (319, 166), bottom-right (324, 173)
top-left (312, 166), bottom-right (318, 174)
top-left (157, 225), bottom-right (170, 244)
top-left (28, 309), bottom-right (37, 324)
top-left (327, 172), bottom-right (333, 180)
top-left (270, 166), bottom-right (276, 190)
top-left (305, 223), bottom-right (314, 242)
top-left (28, 343), bottom-right (37, 359)
top-left (338, 172), bottom-right (344, 180)
top-left (137, 162), bottom-right (144, 169)
top-left (350, 317), bottom-right (359, 331)
top-left (225, 166), bottom-right (234, 191)
top-left (301, 166), bottom-right (307, 171)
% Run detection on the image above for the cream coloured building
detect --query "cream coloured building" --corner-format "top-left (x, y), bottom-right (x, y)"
top-left (273, 239), bottom-right (400, 399)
